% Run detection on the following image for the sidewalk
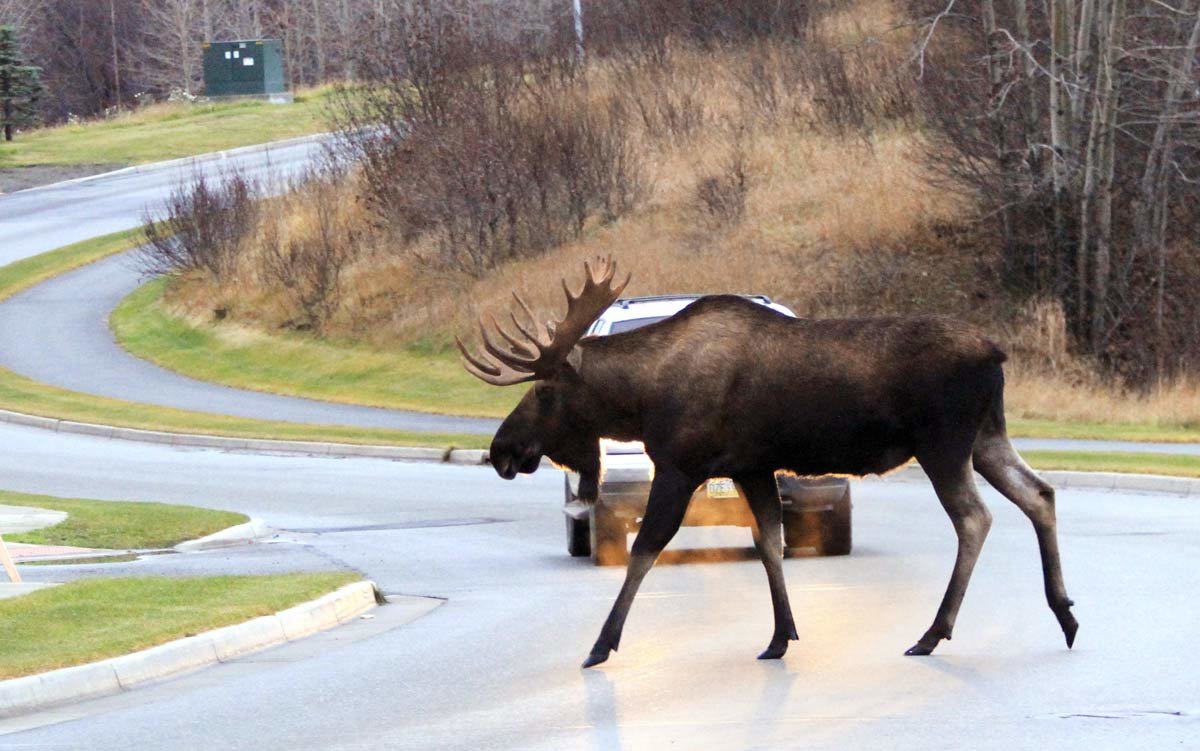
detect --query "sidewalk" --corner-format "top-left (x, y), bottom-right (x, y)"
top-left (0, 502), bottom-right (70, 596)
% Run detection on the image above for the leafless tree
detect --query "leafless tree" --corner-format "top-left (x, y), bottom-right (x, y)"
top-left (916, 0), bottom-right (1200, 383)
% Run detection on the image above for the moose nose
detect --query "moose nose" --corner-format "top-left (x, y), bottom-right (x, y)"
top-left (492, 455), bottom-right (515, 480)
top-left (489, 444), bottom-right (518, 480)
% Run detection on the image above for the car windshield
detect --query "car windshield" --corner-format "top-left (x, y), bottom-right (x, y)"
top-left (608, 316), bottom-right (671, 334)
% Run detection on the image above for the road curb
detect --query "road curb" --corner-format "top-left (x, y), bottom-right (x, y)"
top-left (13, 133), bottom-right (332, 195)
top-left (881, 464), bottom-right (1200, 497)
top-left (0, 408), bottom-right (490, 465)
top-left (0, 579), bottom-right (381, 719)
top-left (174, 517), bottom-right (271, 552)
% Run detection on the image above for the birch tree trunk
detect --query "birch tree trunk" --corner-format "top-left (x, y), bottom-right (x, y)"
top-left (1048, 0), bottom-right (1074, 291)
top-left (1011, 0), bottom-right (1040, 178)
top-left (1090, 0), bottom-right (1127, 353)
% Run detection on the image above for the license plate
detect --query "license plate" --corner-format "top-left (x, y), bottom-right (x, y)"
top-left (706, 478), bottom-right (739, 499)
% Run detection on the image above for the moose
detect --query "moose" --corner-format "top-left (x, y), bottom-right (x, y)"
top-left (458, 257), bottom-right (1078, 668)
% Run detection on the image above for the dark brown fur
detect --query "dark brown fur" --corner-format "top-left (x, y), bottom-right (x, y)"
top-left (486, 296), bottom-right (1078, 666)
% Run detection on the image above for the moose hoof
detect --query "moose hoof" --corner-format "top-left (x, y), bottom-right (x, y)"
top-left (903, 642), bottom-right (936, 656)
top-left (582, 650), bottom-right (611, 669)
top-left (757, 644), bottom-right (788, 660)
top-left (1056, 605), bottom-right (1079, 649)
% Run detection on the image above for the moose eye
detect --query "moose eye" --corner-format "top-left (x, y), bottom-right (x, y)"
top-left (534, 383), bottom-right (554, 406)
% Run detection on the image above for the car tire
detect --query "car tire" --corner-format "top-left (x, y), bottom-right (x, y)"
top-left (590, 503), bottom-right (628, 566)
top-left (566, 514), bottom-right (591, 557)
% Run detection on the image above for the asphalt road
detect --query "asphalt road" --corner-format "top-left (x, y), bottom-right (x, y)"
top-left (0, 146), bottom-right (498, 436)
top-left (0, 139), bottom-right (325, 265)
top-left (0, 251), bottom-right (497, 434)
top-left (0, 421), bottom-right (1196, 749)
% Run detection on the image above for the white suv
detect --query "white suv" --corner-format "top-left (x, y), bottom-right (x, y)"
top-left (563, 295), bottom-right (853, 565)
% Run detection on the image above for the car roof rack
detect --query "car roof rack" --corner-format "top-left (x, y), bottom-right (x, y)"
top-left (613, 294), bottom-right (773, 309)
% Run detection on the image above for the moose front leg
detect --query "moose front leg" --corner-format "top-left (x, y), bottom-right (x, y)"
top-left (582, 465), bottom-right (696, 668)
top-left (739, 472), bottom-right (799, 660)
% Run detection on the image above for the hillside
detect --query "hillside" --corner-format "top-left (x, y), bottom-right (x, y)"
top-left (124, 0), bottom-right (1200, 436)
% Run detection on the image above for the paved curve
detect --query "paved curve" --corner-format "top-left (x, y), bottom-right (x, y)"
top-left (0, 421), bottom-right (1195, 749)
top-left (0, 143), bottom-right (498, 435)
top-left (0, 250), bottom-right (497, 434)
top-left (0, 138), bottom-right (324, 264)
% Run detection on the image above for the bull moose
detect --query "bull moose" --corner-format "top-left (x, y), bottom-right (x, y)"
top-left (458, 257), bottom-right (1078, 668)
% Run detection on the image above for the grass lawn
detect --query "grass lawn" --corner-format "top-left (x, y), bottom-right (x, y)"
top-left (0, 230), bottom-right (488, 450)
top-left (3, 490), bottom-right (247, 550)
top-left (1022, 450), bottom-right (1200, 478)
top-left (0, 573), bottom-right (359, 679)
top-left (112, 278), bottom-right (520, 419)
top-left (0, 87), bottom-right (332, 170)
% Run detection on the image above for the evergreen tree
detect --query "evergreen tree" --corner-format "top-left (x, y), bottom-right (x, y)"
top-left (0, 25), bottom-right (42, 142)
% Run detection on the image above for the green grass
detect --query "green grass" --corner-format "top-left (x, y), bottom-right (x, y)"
top-left (1009, 418), bottom-right (1200, 444)
top-left (3, 490), bottom-right (247, 550)
top-left (112, 279), bottom-right (520, 419)
top-left (1023, 450), bottom-right (1200, 478)
top-left (0, 87), bottom-right (333, 170)
top-left (0, 573), bottom-right (359, 679)
top-left (0, 229), bottom-right (488, 450)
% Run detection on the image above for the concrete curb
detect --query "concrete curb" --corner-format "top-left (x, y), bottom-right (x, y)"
top-left (174, 517), bottom-right (271, 552)
top-left (0, 579), bottom-right (381, 719)
top-left (12, 133), bottom-right (332, 195)
top-left (0, 408), bottom-right (490, 465)
top-left (880, 463), bottom-right (1200, 498)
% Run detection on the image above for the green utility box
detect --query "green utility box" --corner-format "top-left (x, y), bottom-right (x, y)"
top-left (202, 39), bottom-right (288, 100)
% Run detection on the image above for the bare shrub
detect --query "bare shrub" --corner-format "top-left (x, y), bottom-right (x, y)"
top-left (695, 139), bottom-right (750, 226)
top-left (331, 6), bottom-right (649, 276)
top-left (140, 169), bottom-right (258, 281)
top-left (259, 177), bottom-right (354, 331)
top-left (729, 34), bottom-right (914, 134)
top-left (585, 0), bottom-right (813, 56)
top-left (612, 54), bottom-right (708, 140)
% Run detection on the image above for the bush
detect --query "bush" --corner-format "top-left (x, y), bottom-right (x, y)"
top-left (259, 175), bottom-right (354, 331)
top-left (332, 6), bottom-right (650, 275)
top-left (695, 139), bottom-right (750, 226)
top-left (139, 169), bottom-right (258, 281)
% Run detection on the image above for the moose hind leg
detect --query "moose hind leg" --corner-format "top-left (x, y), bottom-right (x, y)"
top-left (973, 434), bottom-right (1078, 648)
top-left (906, 459), bottom-right (992, 656)
top-left (582, 465), bottom-right (695, 669)
top-left (739, 472), bottom-right (799, 660)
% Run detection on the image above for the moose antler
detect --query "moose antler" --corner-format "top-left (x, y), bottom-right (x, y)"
top-left (457, 257), bottom-right (630, 386)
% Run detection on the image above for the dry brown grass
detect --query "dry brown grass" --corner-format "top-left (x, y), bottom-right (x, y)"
top-left (154, 0), bottom-right (1200, 429)
top-left (167, 1), bottom-right (959, 343)
top-left (1006, 371), bottom-right (1200, 429)
top-left (997, 298), bottom-right (1200, 429)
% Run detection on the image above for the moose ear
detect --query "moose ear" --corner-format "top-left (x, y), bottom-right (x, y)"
top-left (565, 347), bottom-right (584, 373)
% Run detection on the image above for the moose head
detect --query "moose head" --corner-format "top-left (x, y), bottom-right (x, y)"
top-left (457, 257), bottom-right (629, 485)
